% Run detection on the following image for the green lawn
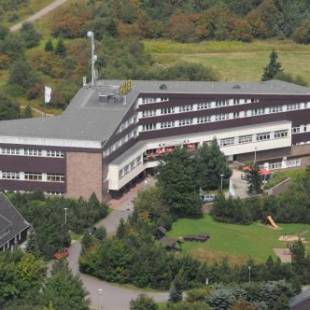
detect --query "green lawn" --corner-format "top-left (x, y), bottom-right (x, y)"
top-left (264, 168), bottom-right (305, 190)
top-left (144, 39), bottom-right (310, 83)
top-left (168, 215), bottom-right (310, 264)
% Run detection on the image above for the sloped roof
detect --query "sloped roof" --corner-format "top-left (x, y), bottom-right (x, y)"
top-left (0, 193), bottom-right (30, 248)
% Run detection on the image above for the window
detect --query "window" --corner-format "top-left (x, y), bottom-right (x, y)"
top-left (24, 173), bottom-right (42, 181)
top-left (46, 150), bottom-right (64, 158)
top-left (269, 162), bottom-right (282, 170)
top-left (270, 106), bottom-right (283, 113)
top-left (142, 110), bottom-right (156, 117)
top-left (197, 116), bottom-right (211, 124)
top-left (251, 108), bottom-right (265, 116)
top-left (220, 137), bottom-right (235, 147)
top-left (161, 107), bottom-right (175, 114)
top-left (287, 159), bottom-right (301, 168)
top-left (216, 100), bottom-right (229, 107)
top-left (45, 192), bottom-right (64, 197)
top-left (142, 97), bottom-right (156, 104)
top-left (197, 102), bottom-right (211, 110)
top-left (143, 123), bottom-right (156, 131)
top-left (179, 105), bottom-right (193, 112)
top-left (179, 119), bottom-right (192, 127)
top-left (292, 127), bottom-right (301, 134)
top-left (256, 132), bottom-right (270, 141)
top-left (1, 148), bottom-right (20, 155)
top-left (2, 172), bottom-right (19, 180)
top-left (161, 121), bottom-right (175, 129)
top-left (287, 103), bottom-right (300, 111)
top-left (233, 99), bottom-right (240, 105)
top-left (215, 114), bottom-right (229, 121)
top-left (233, 112), bottom-right (240, 119)
top-left (24, 148), bottom-right (42, 156)
top-left (47, 174), bottom-right (65, 183)
top-left (274, 130), bottom-right (288, 139)
top-left (239, 135), bottom-right (252, 144)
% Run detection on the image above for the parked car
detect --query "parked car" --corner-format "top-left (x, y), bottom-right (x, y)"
top-left (53, 248), bottom-right (69, 260)
top-left (200, 193), bottom-right (216, 203)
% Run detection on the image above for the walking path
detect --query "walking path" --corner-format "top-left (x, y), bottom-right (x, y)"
top-left (10, 0), bottom-right (68, 32)
top-left (67, 241), bottom-right (168, 310)
top-left (230, 169), bottom-right (249, 199)
top-left (66, 176), bottom-right (168, 310)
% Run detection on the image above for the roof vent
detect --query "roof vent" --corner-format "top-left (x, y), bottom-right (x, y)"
top-left (99, 93), bottom-right (123, 104)
top-left (232, 84), bottom-right (241, 89)
top-left (160, 84), bottom-right (167, 90)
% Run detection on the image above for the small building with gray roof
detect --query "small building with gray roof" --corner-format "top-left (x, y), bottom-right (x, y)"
top-left (0, 193), bottom-right (30, 251)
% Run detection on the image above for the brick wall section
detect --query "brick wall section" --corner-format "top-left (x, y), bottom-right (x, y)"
top-left (66, 152), bottom-right (103, 202)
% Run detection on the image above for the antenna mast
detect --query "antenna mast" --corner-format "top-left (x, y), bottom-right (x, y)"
top-left (87, 31), bottom-right (97, 87)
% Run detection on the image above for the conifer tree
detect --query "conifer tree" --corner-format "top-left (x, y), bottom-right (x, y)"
top-left (261, 50), bottom-right (283, 81)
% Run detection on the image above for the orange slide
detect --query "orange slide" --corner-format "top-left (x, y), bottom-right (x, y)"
top-left (267, 215), bottom-right (279, 229)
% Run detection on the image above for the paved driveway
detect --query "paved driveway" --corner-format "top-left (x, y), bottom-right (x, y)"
top-left (230, 169), bottom-right (249, 199)
top-left (67, 241), bottom-right (168, 310)
top-left (66, 176), bottom-right (167, 310)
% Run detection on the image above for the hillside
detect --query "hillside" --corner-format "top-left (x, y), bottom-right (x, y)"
top-left (0, 0), bottom-right (53, 26)
top-left (145, 40), bottom-right (310, 82)
top-left (0, 0), bottom-right (309, 118)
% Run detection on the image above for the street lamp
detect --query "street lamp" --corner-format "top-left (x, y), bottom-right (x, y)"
top-left (64, 207), bottom-right (68, 225)
top-left (220, 174), bottom-right (224, 191)
top-left (87, 31), bottom-right (97, 87)
top-left (248, 266), bottom-right (252, 283)
top-left (254, 147), bottom-right (257, 164)
top-left (98, 288), bottom-right (103, 310)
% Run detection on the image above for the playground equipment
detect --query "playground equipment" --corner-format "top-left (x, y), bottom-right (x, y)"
top-left (267, 215), bottom-right (279, 229)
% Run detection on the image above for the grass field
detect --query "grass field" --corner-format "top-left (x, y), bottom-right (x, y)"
top-left (144, 39), bottom-right (310, 83)
top-left (264, 168), bottom-right (305, 190)
top-left (168, 215), bottom-right (310, 264)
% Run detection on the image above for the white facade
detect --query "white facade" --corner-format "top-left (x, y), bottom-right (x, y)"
top-left (107, 121), bottom-right (292, 190)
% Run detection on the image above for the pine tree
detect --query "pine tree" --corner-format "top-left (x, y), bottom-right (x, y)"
top-left (196, 140), bottom-right (231, 191)
top-left (55, 39), bottom-right (66, 56)
top-left (43, 260), bottom-right (89, 310)
top-left (45, 39), bottom-right (54, 52)
top-left (245, 163), bottom-right (262, 195)
top-left (26, 231), bottom-right (41, 257)
top-left (261, 50), bottom-right (283, 81)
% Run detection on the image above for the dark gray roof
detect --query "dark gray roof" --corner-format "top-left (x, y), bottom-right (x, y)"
top-left (0, 193), bottom-right (30, 248)
top-left (0, 80), bottom-right (308, 145)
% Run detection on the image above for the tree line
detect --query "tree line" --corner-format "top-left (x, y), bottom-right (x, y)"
top-left (212, 166), bottom-right (310, 225)
top-left (8, 191), bottom-right (108, 259)
top-left (52, 0), bottom-right (310, 44)
top-left (0, 251), bottom-right (89, 310)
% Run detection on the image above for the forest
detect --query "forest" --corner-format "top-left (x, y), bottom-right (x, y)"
top-left (59, 0), bottom-right (310, 43)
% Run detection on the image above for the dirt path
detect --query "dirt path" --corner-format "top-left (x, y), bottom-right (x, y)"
top-left (10, 0), bottom-right (68, 32)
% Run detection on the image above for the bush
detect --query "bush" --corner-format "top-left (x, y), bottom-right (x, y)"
top-left (20, 22), bottom-right (41, 48)
top-left (8, 59), bottom-right (38, 91)
top-left (130, 295), bottom-right (158, 310)
top-left (0, 93), bottom-right (20, 120)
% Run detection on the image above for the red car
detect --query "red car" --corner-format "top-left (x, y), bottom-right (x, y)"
top-left (53, 248), bottom-right (69, 260)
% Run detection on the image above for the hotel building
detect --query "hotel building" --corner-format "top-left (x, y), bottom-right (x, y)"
top-left (0, 80), bottom-right (309, 201)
